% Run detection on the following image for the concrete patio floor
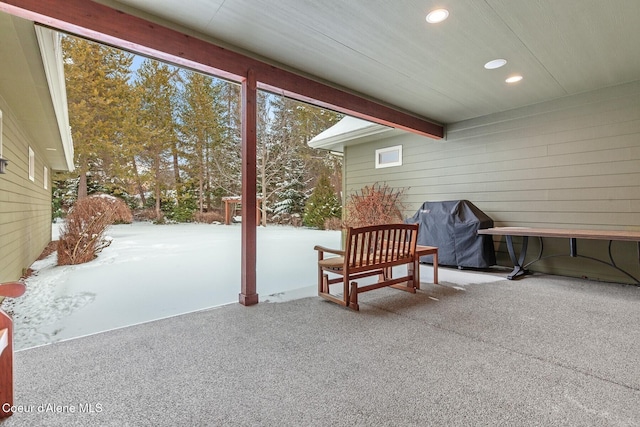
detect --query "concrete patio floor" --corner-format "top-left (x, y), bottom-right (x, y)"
top-left (2, 272), bottom-right (639, 425)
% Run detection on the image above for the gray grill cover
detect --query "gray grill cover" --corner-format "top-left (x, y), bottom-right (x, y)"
top-left (405, 200), bottom-right (496, 268)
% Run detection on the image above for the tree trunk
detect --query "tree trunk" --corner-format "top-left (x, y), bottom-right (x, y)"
top-left (155, 181), bottom-right (161, 219)
top-left (131, 156), bottom-right (146, 207)
top-left (77, 157), bottom-right (88, 199)
top-left (172, 142), bottom-right (181, 209)
top-left (154, 154), bottom-right (162, 219)
top-left (198, 137), bottom-right (205, 214)
top-left (199, 169), bottom-right (204, 214)
top-left (205, 142), bottom-right (211, 211)
top-left (78, 171), bottom-right (88, 199)
top-left (198, 158), bottom-right (204, 213)
top-left (172, 145), bottom-right (181, 186)
top-left (260, 150), bottom-right (267, 227)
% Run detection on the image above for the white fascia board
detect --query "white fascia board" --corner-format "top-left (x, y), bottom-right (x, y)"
top-left (35, 25), bottom-right (75, 172)
top-left (308, 116), bottom-right (394, 152)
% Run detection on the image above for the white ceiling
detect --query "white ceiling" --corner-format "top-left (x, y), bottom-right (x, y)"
top-left (91, 0), bottom-right (640, 124)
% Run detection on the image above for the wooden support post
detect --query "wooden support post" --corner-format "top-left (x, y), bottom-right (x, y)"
top-left (0, 312), bottom-right (13, 418)
top-left (239, 69), bottom-right (259, 306)
top-left (0, 282), bottom-right (25, 418)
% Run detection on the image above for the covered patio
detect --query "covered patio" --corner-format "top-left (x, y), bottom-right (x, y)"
top-left (1, 1), bottom-right (639, 424)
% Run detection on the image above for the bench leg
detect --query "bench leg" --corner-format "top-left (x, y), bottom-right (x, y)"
top-left (409, 260), bottom-right (419, 289)
top-left (349, 282), bottom-right (359, 311)
top-left (321, 274), bottom-right (330, 294)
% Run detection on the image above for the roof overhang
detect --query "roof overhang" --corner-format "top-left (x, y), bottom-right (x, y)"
top-left (308, 116), bottom-right (405, 153)
top-left (0, 13), bottom-right (73, 171)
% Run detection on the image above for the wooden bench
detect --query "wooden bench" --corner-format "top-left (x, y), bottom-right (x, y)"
top-left (478, 227), bottom-right (640, 284)
top-left (0, 282), bottom-right (26, 418)
top-left (314, 224), bottom-right (419, 311)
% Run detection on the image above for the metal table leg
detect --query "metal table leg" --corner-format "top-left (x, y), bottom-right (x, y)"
top-left (506, 235), bottom-right (529, 279)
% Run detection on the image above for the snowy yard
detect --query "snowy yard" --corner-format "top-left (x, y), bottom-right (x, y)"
top-left (3, 221), bottom-right (504, 351)
top-left (4, 222), bottom-right (341, 350)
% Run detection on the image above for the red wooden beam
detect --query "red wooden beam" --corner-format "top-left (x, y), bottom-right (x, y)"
top-left (0, 0), bottom-right (444, 138)
top-left (239, 70), bottom-right (258, 306)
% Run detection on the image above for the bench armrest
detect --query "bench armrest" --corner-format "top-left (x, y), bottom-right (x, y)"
top-left (313, 245), bottom-right (344, 256)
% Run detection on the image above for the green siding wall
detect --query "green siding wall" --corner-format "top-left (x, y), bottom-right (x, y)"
top-left (344, 81), bottom-right (640, 284)
top-left (0, 97), bottom-right (52, 282)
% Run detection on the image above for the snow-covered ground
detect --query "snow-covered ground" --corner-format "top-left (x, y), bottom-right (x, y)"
top-left (3, 221), bottom-right (504, 351)
top-left (5, 222), bottom-right (340, 350)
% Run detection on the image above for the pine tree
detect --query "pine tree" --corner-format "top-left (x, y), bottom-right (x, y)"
top-left (289, 100), bottom-right (344, 193)
top-left (303, 174), bottom-right (341, 229)
top-left (62, 35), bottom-right (134, 198)
top-left (209, 82), bottom-right (242, 200)
top-left (62, 36), bottom-right (343, 224)
top-left (134, 59), bottom-right (180, 220)
top-left (257, 94), bottom-right (343, 226)
top-left (178, 71), bottom-right (225, 213)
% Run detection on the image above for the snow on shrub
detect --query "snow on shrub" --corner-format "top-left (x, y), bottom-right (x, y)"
top-left (57, 195), bottom-right (132, 265)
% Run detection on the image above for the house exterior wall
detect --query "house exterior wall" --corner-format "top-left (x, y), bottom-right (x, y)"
top-left (344, 80), bottom-right (640, 284)
top-left (0, 96), bottom-right (52, 283)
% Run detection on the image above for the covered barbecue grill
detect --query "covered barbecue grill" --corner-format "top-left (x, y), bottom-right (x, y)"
top-left (405, 200), bottom-right (496, 268)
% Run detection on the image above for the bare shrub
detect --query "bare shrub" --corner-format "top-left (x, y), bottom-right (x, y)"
top-left (290, 213), bottom-right (302, 227)
top-left (93, 194), bottom-right (133, 224)
top-left (134, 208), bottom-right (158, 222)
top-left (271, 213), bottom-right (302, 227)
top-left (344, 182), bottom-right (406, 228)
top-left (57, 195), bottom-right (127, 265)
top-left (194, 211), bottom-right (224, 224)
top-left (323, 216), bottom-right (343, 230)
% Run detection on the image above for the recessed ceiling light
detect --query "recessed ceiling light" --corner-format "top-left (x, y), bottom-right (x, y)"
top-left (484, 59), bottom-right (507, 70)
top-left (505, 75), bottom-right (523, 83)
top-left (426, 9), bottom-right (449, 24)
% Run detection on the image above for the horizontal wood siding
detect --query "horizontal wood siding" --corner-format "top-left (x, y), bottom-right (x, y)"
top-left (0, 96), bottom-right (52, 282)
top-left (344, 81), bottom-right (640, 283)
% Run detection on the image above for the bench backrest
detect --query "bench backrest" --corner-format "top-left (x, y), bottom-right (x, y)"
top-left (345, 223), bottom-right (418, 273)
